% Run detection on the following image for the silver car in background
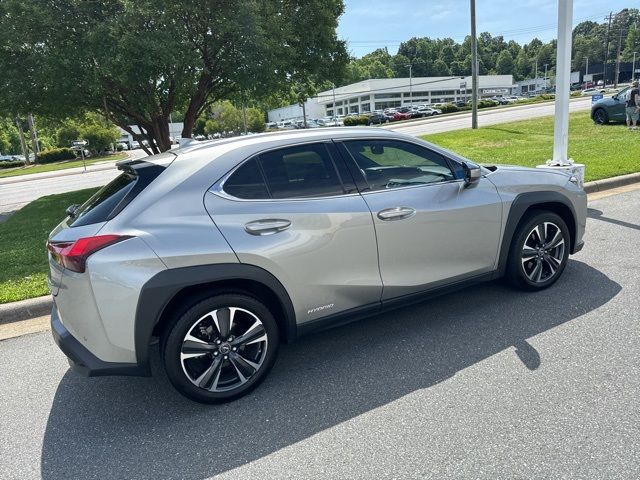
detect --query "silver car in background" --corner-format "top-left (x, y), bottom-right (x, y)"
top-left (47, 128), bottom-right (587, 403)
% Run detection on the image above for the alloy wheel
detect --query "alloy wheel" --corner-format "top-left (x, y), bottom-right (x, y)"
top-left (521, 221), bottom-right (565, 283)
top-left (180, 307), bottom-right (268, 392)
top-left (594, 109), bottom-right (607, 124)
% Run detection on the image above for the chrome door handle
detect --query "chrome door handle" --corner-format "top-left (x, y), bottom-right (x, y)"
top-left (244, 219), bottom-right (292, 235)
top-left (377, 207), bottom-right (416, 221)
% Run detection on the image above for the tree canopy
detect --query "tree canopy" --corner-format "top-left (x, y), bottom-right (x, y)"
top-left (343, 8), bottom-right (639, 85)
top-left (0, 0), bottom-right (347, 154)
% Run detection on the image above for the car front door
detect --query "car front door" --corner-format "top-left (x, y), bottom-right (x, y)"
top-left (610, 87), bottom-right (629, 121)
top-left (338, 138), bottom-right (502, 300)
top-left (205, 141), bottom-right (382, 324)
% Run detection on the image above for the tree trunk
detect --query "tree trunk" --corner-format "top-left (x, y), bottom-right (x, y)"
top-left (150, 116), bottom-right (172, 152)
top-left (182, 72), bottom-right (212, 139)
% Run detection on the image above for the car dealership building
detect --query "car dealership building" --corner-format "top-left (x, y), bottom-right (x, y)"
top-left (267, 75), bottom-right (515, 122)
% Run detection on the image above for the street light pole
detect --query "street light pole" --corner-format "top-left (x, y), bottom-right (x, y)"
top-left (544, 64), bottom-right (549, 90)
top-left (633, 52), bottom-right (638, 82)
top-left (405, 64), bottom-right (413, 107)
top-left (470, 0), bottom-right (479, 129)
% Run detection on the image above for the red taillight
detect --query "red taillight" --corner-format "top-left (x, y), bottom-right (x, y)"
top-left (47, 235), bottom-right (131, 273)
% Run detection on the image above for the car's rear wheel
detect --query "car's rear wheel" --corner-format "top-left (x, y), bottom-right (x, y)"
top-left (162, 293), bottom-right (279, 403)
top-left (506, 211), bottom-right (570, 291)
top-left (593, 108), bottom-right (609, 124)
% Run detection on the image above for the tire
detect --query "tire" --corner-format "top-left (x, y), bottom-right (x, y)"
top-left (505, 211), bottom-right (570, 291)
top-left (593, 108), bottom-right (609, 124)
top-left (162, 293), bottom-right (280, 403)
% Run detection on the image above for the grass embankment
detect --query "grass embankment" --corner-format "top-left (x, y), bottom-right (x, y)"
top-left (0, 152), bottom-right (128, 178)
top-left (0, 188), bottom-right (98, 304)
top-left (423, 112), bottom-right (638, 183)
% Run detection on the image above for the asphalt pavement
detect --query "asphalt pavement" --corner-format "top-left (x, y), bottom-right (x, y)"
top-left (1, 186), bottom-right (638, 479)
top-left (385, 96), bottom-right (592, 136)
top-left (0, 98), bottom-right (593, 216)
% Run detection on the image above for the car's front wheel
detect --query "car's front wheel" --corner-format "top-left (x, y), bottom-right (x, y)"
top-left (162, 293), bottom-right (279, 403)
top-left (506, 211), bottom-right (570, 291)
top-left (593, 108), bottom-right (609, 124)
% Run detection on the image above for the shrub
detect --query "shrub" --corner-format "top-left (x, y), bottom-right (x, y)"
top-left (478, 99), bottom-right (498, 109)
top-left (0, 160), bottom-right (25, 169)
top-left (343, 115), bottom-right (372, 126)
top-left (37, 148), bottom-right (76, 164)
top-left (439, 103), bottom-right (459, 114)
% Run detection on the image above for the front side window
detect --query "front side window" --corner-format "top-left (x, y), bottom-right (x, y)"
top-left (343, 140), bottom-right (455, 191)
top-left (259, 144), bottom-right (344, 199)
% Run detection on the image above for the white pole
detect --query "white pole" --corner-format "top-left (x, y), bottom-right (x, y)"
top-left (633, 52), bottom-right (638, 81)
top-left (409, 64), bottom-right (413, 106)
top-left (551, 0), bottom-right (573, 166)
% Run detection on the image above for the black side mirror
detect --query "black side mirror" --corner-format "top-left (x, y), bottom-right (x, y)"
top-left (462, 162), bottom-right (481, 188)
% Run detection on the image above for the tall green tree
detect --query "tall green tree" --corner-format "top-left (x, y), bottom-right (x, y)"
top-left (0, 0), bottom-right (347, 154)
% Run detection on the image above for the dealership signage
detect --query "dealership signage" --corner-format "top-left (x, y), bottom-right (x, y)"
top-left (482, 88), bottom-right (509, 94)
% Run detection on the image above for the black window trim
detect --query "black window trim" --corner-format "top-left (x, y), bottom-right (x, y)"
top-left (334, 137), bottom-right (467, 194)
top-left (214, 140), bottom-right (360, 202)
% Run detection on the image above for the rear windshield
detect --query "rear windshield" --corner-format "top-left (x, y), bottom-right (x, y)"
top-left (70, 162), bottom-right (165, 227)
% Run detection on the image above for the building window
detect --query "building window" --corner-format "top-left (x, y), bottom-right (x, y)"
top-left (374, 101), bottom-right (401, 110)
top-left (361, 103), bottom-right (371, 112)
top-left (349, 105), bottom-right (359, 114)
top-left (374, 93), bottom-right (402, 99)
top-left (337, 107), bottom-right (344, 115)
top-left (349, 97), bottom-right (358, 104)
top-left (360, 95), bottom-right (370, 102)
top-left (431, 90), bottom-right (456, 96)
top-left (335, 101), bottom-right (343, 106)
top-left (326, 109), bottom-right (334, 116)
top-left (326, 103), bottom-right (333, 108)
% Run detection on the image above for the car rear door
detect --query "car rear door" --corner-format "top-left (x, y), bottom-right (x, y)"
top-left (205, 141), bottom-right (382, 324)
top-left (337, 138), bottom-right (502, 300)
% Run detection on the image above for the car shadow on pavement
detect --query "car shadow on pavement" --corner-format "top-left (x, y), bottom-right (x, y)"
top-left (588, 208), bottom-right (640, 231)
top-left (40, 260), bottom-right (620, 480)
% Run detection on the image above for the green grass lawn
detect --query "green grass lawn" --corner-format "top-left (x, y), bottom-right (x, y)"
top-left (0, 188), bottom-right (98, 304)
top-left (423, 112), bottom-right (638, 182)
top-left (0, 152), bottom-right (128, 178)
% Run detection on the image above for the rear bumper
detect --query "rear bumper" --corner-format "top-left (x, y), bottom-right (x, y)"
top-left (51, 305), bottom-right (147, 377)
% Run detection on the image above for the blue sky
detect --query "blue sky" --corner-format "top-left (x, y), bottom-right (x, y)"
top-left (338, 0), bottom-right (633, 57)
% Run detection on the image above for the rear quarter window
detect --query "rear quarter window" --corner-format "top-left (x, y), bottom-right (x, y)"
top-left (70, 163), bottom-right (164, 227)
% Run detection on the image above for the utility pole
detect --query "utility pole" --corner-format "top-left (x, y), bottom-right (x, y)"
top-left (405, 64), bottom-right (413, 106)
top-left (585, 56), bottom-right (589, 76)
top-left (14, 117), bottom-right (30, 165)
top-left (603, 12), bottom-right (613, 86)
top-left (470, 0), bottom-right (479, 129)
top-left (614, 20), bottom-right (624, 87)
top-left (27, 114), bottom-right (39, 162)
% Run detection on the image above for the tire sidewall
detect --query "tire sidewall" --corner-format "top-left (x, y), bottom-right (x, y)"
top-left (508, 212), bottom-right (570, 290)
top-left (162, 294), bottom-right (280, 404)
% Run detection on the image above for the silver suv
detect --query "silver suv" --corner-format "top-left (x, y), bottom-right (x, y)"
top-left (47, 128), bottom-right (586, 403)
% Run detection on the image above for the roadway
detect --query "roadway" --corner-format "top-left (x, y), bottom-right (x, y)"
top-left (0, 186), bottom-right (639, 479)
top-left (0, 98), bottom-right (593, 216)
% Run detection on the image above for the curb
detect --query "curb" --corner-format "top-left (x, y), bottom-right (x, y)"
top-left (0, 296), bottom-right (52, 326)
top-left (0, 171), bottom-right (639, 327)
top-left (0, 162), bottom-right (118, 185)
top-left (583, 172), bottom-right (640, 194)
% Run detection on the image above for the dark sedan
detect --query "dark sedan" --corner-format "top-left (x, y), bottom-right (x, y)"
top-left (366, 112), bottom-right (392, 125)
top-left (591, 87), bottom-right (630, 124)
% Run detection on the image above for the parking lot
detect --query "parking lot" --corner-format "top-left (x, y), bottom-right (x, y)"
top-left (1, 186), bottom-right (639, 479)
